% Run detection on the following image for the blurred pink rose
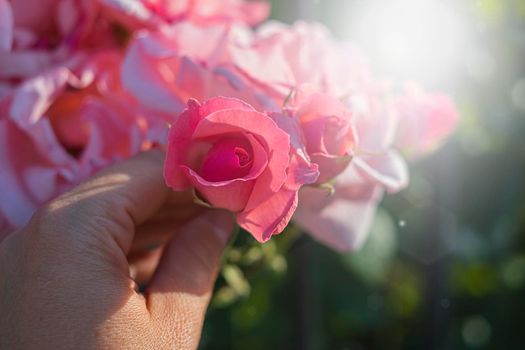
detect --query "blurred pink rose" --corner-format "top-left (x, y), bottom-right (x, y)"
top-left (292, 92), bottom-right (357, 183)
top-left (120, 20), bottom-right (369, 118)
top-left (294, 169), bottom-right (384, 252)
top-left (228, 21), bottom-right (371, 100)
top-left (294, 112), bottom-right (408, 251)
top-left (394, 83), bottom-right (459, 158)
top-left (0, 0), bottom-right (134, 98)
top-left (0, 0), bottom-right (96, 78)
top-left (0, 51), bottom-right (149, 241)
top-left (121, 23), bottom-right (279, 117)
top-left (349, 85), bottom-right (410, 193)
top-left (294, 87), bottom-right (409, 252)
top-left (164, 97), bottom-right (318, 242)
top-left (100, 0), bottom-right (270, 29)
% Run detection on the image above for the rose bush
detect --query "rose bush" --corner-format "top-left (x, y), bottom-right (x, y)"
top-left (0, 0), bottom-right (459, 252)
top-left (119, 17), bottom-right (457, 251)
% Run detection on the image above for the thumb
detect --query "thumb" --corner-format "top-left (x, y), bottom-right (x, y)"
top-left (145, 209), bottom-right (233, 348)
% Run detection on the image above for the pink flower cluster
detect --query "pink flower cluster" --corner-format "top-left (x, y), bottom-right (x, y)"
top-left (0, 0), bottom-right (458, 251)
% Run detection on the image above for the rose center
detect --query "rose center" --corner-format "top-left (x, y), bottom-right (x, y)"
top-left (199, 138), bottom-right (254, 182)
top-left (235, 147), bottom-right (251, 167)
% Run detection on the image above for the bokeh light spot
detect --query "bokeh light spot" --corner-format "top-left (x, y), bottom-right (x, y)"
top-left (462, 315), bottom-right (492, 348)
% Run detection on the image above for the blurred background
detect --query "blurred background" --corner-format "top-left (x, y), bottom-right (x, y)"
top-left (200, 0), bottom-right (525, 349)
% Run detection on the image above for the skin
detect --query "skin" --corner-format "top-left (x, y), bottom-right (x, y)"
top-left (0, 150), bottom-right (234, 349)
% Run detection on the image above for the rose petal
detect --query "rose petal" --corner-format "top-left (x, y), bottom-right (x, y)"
top-left (0, 50), bottom-right (62, 79)
top-left (164, 99), bottom-right (204, 190)
top-left (238, 188), bottom-right (298, 242)
top-left (9, 67), bottom-right (71, 126)
top-left (0, 0), bottom-right (13, 52)
top-left (296, 92), bottom-right (347, 122)
top-left (269, 112), bottom-right (319, 186)
top-left (294, 185), bottom-right (383, 252)
top-left (100, 0), bottom-right (156, 28)
top-left (0, 119), bottom-right (56, 229)
top-left (78, 98), bottom-right (143, 173)
top-left (352, 150), bottom-right (409, 193)
top-left (184, 166), bottom-right (255, 211)
top-left (121, 33), bottom-right (184, 114)
top-left (394, 83), bottom-right (459, 158)
top-left (199, 95), bottom-right (255, 117)
top-left (309, 153), bottom-right (351, 184)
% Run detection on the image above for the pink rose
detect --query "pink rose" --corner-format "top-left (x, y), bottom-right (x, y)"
top-left (0, 0), bottom-right (96, 79)
top-left (0, 0), bottom-right (135, 98)
top-left (293, 88), bottom-right (409, 252)
top-left (347, 83), bottom-right (410, 193)
top-left (121, 23), bottom-right (279, 117)
top-left (120, 21), bottom-right (369, 119)
top-left (100, 0), bottom-right (270, 29)
top-left (0, 51), bottom-right (149, 241)
top-left (228, 21), bottom-right (371, 100)
top-left (394, 83), bottom-right (459, 158)
top-left (292, 92), bottom-right (357, 183)
top-left (164, 97), bottom-right (318, 242)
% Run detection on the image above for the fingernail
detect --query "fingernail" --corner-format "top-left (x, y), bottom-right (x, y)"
top-left (202, 210), bottom-right (234, 245)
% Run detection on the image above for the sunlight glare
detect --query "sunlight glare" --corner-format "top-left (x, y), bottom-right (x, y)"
top-left (351, 0), bottom-right (467, 81)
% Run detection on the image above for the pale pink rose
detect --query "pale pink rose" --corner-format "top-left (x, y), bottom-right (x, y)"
top-left (164, 97), bottom-right (318, 242)
top-left (293, 157), bottom-right (406, 252)
top-left (228, 21), bottom-right (371, 100)
top-left (293, 87), bottom-right (409, 252)
top-left (294, 169), bottom-right (384, 252)
top-left (121, 24), bottom-right (279, 118)
top-left (100, 0), bottom-right (270, 29)
top-left (394, 83), bottom-right (459, 158)
top-left (120, 21), bottom-right (368, 119)
top-left (291, 92), bottom-right (357, 183)
top-left (347, 83), bottom-right (410, 193)
top-left (0, 51), bottom-right (150, 241)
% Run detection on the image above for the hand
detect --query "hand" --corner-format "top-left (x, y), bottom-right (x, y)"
top-left (0, 150), bottom-right (234, 349)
